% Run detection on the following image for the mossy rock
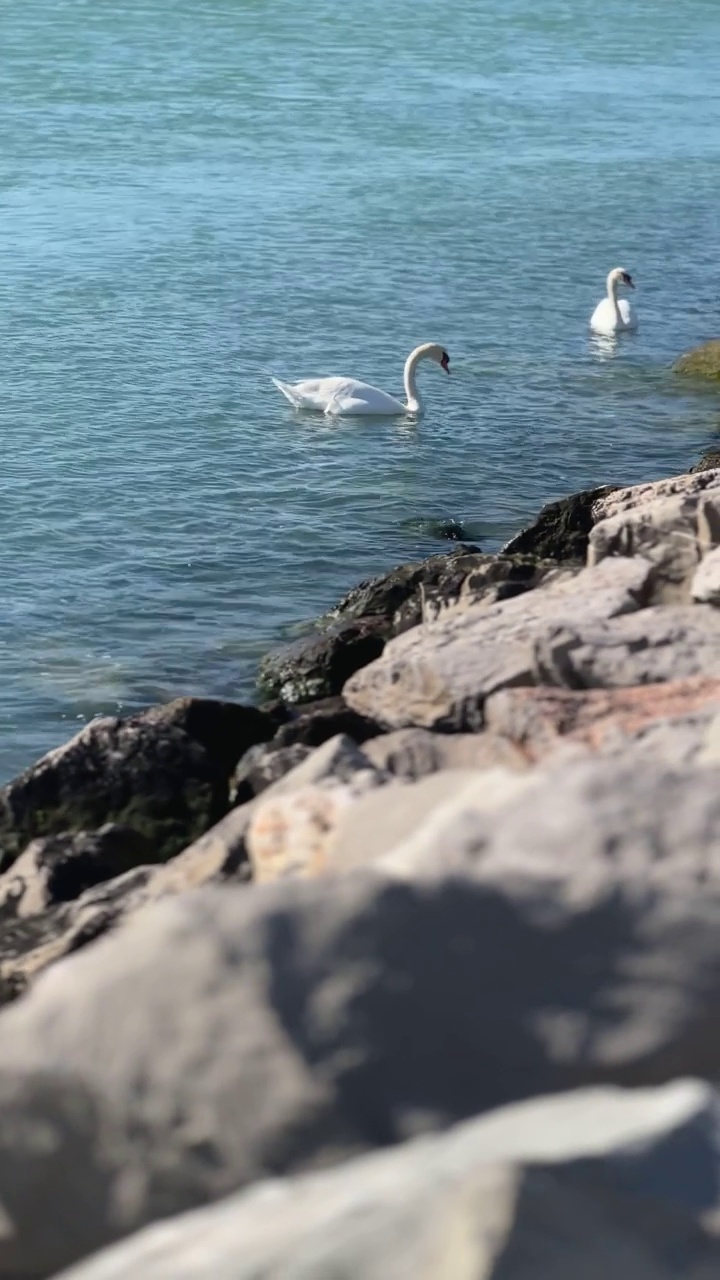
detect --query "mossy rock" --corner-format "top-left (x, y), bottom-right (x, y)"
top-left (258, 617), bottom-right (388, 704)
top-left (0, 698), bottom-right (281, 872)
top-left (673, 340), bottom-right (720, 381)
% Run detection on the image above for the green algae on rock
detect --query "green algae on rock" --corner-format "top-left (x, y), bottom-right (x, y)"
top-left (673, 340), bottom-right (720, 381)
top-left (0, 698), bottom-right (280, 872)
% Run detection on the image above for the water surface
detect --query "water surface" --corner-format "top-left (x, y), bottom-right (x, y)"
top-left (2, 0), bottom-right (720, 776)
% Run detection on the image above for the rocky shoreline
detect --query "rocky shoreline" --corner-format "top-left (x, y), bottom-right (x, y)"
top-left (0, 457), bottom-right (720, 1275)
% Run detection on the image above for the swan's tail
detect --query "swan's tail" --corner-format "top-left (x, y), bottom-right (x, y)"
top-left (271, 376), bottom-right (303, 407)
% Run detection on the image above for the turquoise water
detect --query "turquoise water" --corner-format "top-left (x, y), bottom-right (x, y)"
top-left (3, 0), bottom-right (720, 778)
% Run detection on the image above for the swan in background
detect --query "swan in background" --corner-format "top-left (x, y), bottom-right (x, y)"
top-left (590, 268), bottom-right (638, 335)
top-left (272, 343), bottom-right (450, 416)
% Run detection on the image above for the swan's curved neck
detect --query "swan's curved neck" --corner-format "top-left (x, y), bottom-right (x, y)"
top-left (403, 347), bottom-right (425, 413)
top-left (606, 273), bottom-right (622, 326)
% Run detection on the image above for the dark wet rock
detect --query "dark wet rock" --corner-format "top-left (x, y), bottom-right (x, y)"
top-left (0, 825), bottom-right (153, 919)
top-left (257, 617), bottom-right (388, 704)
top-left (501, 485), bottom-right (618, 563)
top-left (328, 549), bottom-right (487, 625)
top-left (233, 698), bottom-right (384, 806)
top-left (690, 449), bottom-right (720, 474)
top-left (673, 339), bottom-right (720, 381)
top-left (0, 698), bottom-right (279, 872)
top-left (258, 550), bottom-right (571, 708)
top-left (272, 696), bottom-right (382, 750)
top-left (341, 549), bottom-right (562, 635)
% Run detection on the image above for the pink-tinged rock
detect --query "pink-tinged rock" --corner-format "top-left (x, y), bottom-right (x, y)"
top-left (484, 676), bottom-right (720, 761)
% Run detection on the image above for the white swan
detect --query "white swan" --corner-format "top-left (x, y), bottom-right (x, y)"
top-left (590, 268), bottom-right (638, 335)
top-left (272, 343), bottom-right (450, 416)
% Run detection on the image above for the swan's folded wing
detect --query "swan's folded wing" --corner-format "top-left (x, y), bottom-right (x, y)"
top-left (323, 379), bottom-right (365, 415)
top-left (272, 376), bottom-right (347, 411)
top-left (324, 379), bottom-right (406, 416)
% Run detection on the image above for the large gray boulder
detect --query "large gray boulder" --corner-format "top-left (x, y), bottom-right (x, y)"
top-left (533, 606), bottom-right (720, 689)
top-left (588, 480), bottom-right (720, 603)
top-left (362, 727), bottom-right (528, 777)
top-left (0, 754), bottom-right (717, 1274)
top-left (380, 755), bottom-right (720, 887)
top-left (344, 557), bottom-right (652, 730)
top-left (692, 546), bottom-right (720, 605)
top-left (56, 1079), bottom-right (720, 1280)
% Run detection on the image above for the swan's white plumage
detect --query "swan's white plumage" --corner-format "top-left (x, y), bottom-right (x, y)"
top-left (271, 343), bottom-right (449, 417)
top-left (590, 296), bottom-right (636, 335)
top-left (590, 268), bottom-right (638, 336)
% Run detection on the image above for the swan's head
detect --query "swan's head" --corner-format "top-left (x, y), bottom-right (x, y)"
top-left (425, 343), bottom-right (450, 373)
top-left (609, 267), bottom-right (635, 290)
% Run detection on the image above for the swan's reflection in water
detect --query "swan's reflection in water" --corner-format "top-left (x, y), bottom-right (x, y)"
top-left (588, 333), bottom-right (621, 362)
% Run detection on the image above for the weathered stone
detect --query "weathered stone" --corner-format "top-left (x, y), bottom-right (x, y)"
top-left (0, 698), bottom-right (277, 873)
top-left (231, 742), bottom-right (312, 805)
top-left (344, 556), bottom-right (652, 731)
top-left (257, 616), bottom-right (388, 704)
top-left (501, 485), bottom-right (618, 562)
top-left (420, 555), bottom-right (573, 623)
top-left (0, 825), bottom-right (152, 920)
top-left (0, 736), bottom-right (388, 999)
top-left (591, 468), bottom-right (720, 524)
top-left (533, 606), bottom-right (720, 689)
top-left (692, 546), bottom-right (720, 604)
top-left (56, 1080), bottom-right (720, 1280)
top-left (698, 493), bottom-right (720, 550)
top-left (699, 713), bottom-right (720, 763)
top-left (331, 550), bottom-right (566, 636)
top-left (161, 734), bottom-right (384, 888)
top-left (0, 865), bottom-right (156, 1006)
top-left (245, 764), bottom-right (385, 883)
top-left (588, 493), bottom-right (711, 602)
top-left (1, 842), bottom-right (720, 1274)
top-left (673, 339), bottom-right (720, 379)
top-left (381, 755), bottom-right (720, 889)
top-left (363, 727), bottom-right (527, 777)
top-left (326, 769), bottom-right (533, 874)
top-left (485, 678), bottom-right (720, 763)
top-left (235, 694), bottom-right (382, 806)
top-left (246, 769), bottom-right (533, 884)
